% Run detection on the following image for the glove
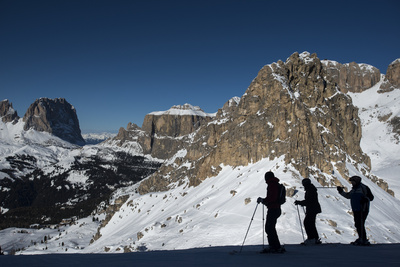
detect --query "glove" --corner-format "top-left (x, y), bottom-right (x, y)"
top-left (257, 197), bottom-right (264, 204)
top-left (337, 186), bottom-right (344, 193)
top-left (294, 200), bottom-right (300, 205)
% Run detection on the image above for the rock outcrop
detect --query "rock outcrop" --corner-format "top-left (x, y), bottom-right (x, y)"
top-left (380, 58), bottom-right (400, 92)
top-left (322, 60), bottom-right (380, 93)
top-left (23, 98), bottom-right (85, 145)
top-left (386, 59), bottom-right (400, 87)
top-left (0, 99), bottom-right (19, 123)
top-left (112, 104), bottom-right (215, 159)
top-left (142, 104), bottom-right (214, 137)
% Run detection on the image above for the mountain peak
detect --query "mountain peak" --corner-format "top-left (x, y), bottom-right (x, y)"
top-left (22, 98), bottom-right (85, 146)
top-left (149, 103), bottom-right (215, 117)
top-left (0, 99), bottom-right (19, 123)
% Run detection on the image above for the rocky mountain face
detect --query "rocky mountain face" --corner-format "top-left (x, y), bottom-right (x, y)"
top-left (322, 60), bottom-right (380, 93)
top-left (113, 52), bottom-right (397, 195)
top-left (380, 59), bottom-right (400, 93)
top-left (23, 98), bottom-right (85, 146)
top-left (111, 104), bottom-right (214, 160)
top-left (0, 100), bottom-right (19, 123)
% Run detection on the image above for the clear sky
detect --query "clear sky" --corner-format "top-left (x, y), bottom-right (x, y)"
top-left (1, 0), bottom-right (399, 133)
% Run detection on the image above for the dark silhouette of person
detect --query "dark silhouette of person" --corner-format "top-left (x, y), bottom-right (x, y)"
top-left (257, 171), bottom-right (285, 253)
top-left (337, 175), bottom-right (374, 245)
top-left (295, 178), bottom-right (322, 245)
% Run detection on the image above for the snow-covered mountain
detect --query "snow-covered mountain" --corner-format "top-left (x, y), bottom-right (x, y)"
top-left (1, 52), bottom-right (400, 257)
top-left (0, 110), bottom-right (161, 228)
top-left (82, 132), bottom-right (117, 145)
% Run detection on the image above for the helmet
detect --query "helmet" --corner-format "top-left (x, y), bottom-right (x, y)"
top-left (264, 171), bottom-right (275, 181)
top-left (302, 178), bottom-right (311, 186)
top-left (349, 176), bottom-right (362, 184)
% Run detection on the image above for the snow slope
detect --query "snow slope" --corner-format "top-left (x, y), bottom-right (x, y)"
top-left (348, 76), bottom-right (400, 197)
top-left (6, 156), bottom-right (398, 255)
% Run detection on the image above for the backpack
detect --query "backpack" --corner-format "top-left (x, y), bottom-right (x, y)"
top-left (278, 183), bottom-right (286, 205)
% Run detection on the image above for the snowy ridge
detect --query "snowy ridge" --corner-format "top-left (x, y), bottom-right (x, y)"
top-left (82, 132), bottom-right (116, 145)
top-left (390, 58), bottom-right (400, 65)
top-left (0, 119), bottom-right (78, 180)
top-left (149, 103), bottom-right (216, 117)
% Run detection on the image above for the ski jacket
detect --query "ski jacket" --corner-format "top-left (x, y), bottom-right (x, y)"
top-left (339, 183), bottom-right (374, 212)
top-left (262, 177), bottom-right (281, 209)
top-left (297, 184), bottom-right (322, 214)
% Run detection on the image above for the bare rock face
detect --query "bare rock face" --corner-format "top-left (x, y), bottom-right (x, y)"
top-left (386, 59), bottom-right (400, 87)
top-left (23, 98), bottom-right (85, 145)
top-left (137, 52), bottom-right (374, 194)
top-left (0, 99), bottom-right (19, 123)
top-left (322, 60), bottom-right (380, 93)
top-left (110, 105), bottom-right (215, 160)
top-left (139, 104), bottom-right (215, 159)
top-left (142, 104), bottom-right (214, 137)
top-left (379, 59), bottom-right (400, 92)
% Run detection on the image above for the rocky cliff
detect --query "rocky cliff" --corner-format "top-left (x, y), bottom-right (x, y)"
top-left (136, 52), bottom-right (391, 195)
top-left (0, 100), bottom-right (19, 123)
top-left (322, 60), bottom-right (380, 93)
top-left (379, 59), bottom-right (400, 93)
top-left (111, 104), bottom-right (215, 159)
top-left (23, 98), bottom-right (85, 146)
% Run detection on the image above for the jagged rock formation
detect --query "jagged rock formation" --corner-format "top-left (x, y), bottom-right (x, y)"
top-left (136, 52), bottom-right (381, 194)
top-left (386, 59), bottom-right (400, 87)
top-left (142, 104), bottom-right (214, 137)
top-left (321, 60), bottom-right (380, 93)
top-left (0, 100), bottom-right (19, 123)
top-left (379, 58), bottom-right (400, 92)
top-left (23, 98), bottom-right (85, 145)
top-left (112, 104), bottom-right (214, 159)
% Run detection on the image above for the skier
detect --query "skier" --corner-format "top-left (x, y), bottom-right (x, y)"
top-left (257, 171), bottom-right (285, 253)
top-left (337, 175), bottom-right (374, 246)
top-left (294, 178), bottom-right (322, 245)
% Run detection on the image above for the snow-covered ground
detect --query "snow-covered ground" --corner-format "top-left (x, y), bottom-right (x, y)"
top-left (2, 155), bottom-right (399, 256)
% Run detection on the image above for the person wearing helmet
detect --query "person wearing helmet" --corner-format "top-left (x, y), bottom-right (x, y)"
top-left (295, 178), bottom-right (322, 245)
top-left (337, 175), bottom-right (374, 245)
top-left (257, 171), bottom-right (285, 253)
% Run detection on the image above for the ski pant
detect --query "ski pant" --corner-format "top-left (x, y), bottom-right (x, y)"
top-left (304, 212), bottom-right (319, 240)
top-left (265, 207), bottom-right (281, 249)
top-left (354, 210), bottom-right (368, 241)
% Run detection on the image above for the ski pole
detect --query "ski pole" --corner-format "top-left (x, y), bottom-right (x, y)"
top-left (296, 204), bottom-right (305, 242)
top-left (300, 186), bottom-right (337, 189)
top-left (262, 203), bottom-right (265, 249)
top-left (240, 202), bottom-right (259, 253)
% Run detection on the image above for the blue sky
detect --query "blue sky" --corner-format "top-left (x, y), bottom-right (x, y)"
top-left (1, 0), bottom-right (399, 133)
